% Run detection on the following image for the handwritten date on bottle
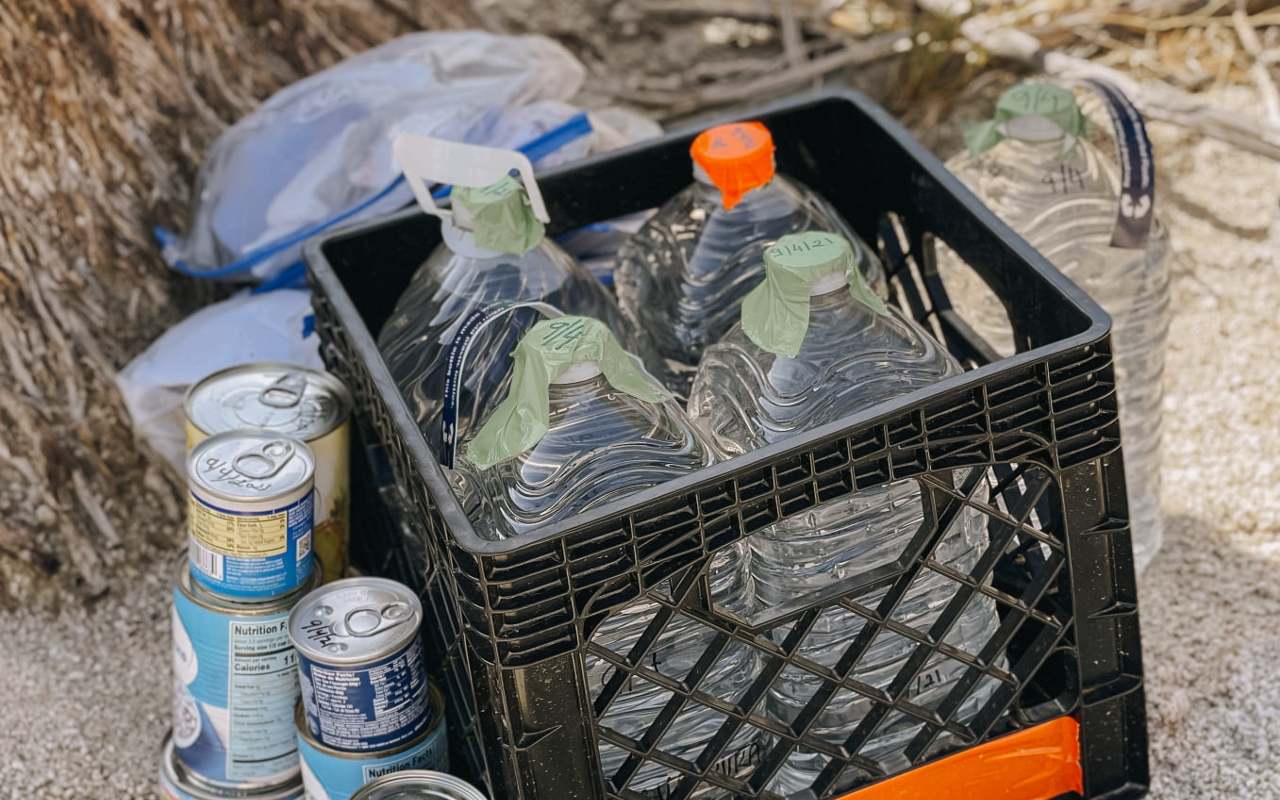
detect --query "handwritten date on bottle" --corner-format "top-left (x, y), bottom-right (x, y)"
top-left (1041, 164), bottom-right (1086, 195)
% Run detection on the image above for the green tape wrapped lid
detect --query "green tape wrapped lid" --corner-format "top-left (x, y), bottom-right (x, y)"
top-left (453, 175), bottom-right (546, 255)
top-left (965, 82), bottom-right (1087, 155)
top-left (464, 316), bottom-right (670, 468)
top-left (740, 231), bottom-right (888, 359)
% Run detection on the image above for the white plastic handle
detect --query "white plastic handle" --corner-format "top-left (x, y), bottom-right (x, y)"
top-left (392, 133), bottom-right (550, 224)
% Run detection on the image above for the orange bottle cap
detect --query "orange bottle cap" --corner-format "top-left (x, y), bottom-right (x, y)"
top-left (690, 122), bottom-right (777, 210)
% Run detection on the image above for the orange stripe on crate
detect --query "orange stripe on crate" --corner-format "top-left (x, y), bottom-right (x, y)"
top-left (839, 717), bottom-right (1082, 800)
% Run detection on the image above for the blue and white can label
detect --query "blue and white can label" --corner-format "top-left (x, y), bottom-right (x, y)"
top-left (296, 636), bottom-right (430, 753)
top-left (290, 577), bottom-right (431, 753)
top-left (188, 431), bottom-right (316, 600)
top-left (172, 563), bottom-right (317, 789)
top-left (297, 688), bottom-right (449, 800)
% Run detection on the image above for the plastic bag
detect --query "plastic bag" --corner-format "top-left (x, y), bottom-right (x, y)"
top-left (116, 289), bottom-right (322, 472)
top-left (158, 31), bottom-right (595, 283)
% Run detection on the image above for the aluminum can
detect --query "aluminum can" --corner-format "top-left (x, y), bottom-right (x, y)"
top-left (289, 577), bottom-right (430, 752)
top-left (187, 363), bottom-right (352, 585)
top-left (172, 560), bottom-right (320, 790)
top-left (188, 430), bottom-right (316, 599)
top-left (350, 772), bottom-right (487, 800)
top-left (159, 729), bottom-right (306, 798)
top-left (297, 687), bottom-right (449, 800)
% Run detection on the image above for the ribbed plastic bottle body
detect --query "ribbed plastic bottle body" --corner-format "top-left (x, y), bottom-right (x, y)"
top-left (450, 377), bottom-right (757, 798)
top-left (614, 176), bottom-right (883, 396)
top-left (688, 294), bottom-right (1002, 789)
top-left (376, 239), bottom-right (638, 455)
top-left (936, 136), bottom-right (1171, 571)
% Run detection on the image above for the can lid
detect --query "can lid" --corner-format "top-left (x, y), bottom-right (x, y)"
top-left (690, 121), bottom-right (776, 210)
top-left (186, 363), bottom-right (351, 442)
top-left (188, 430), bottom-right (316, 503)
top-left (351, 771), bottom-right (488, 800)
top-left (289, 577), bottom-right (423, 665)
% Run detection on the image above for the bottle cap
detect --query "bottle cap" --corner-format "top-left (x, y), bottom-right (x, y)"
top-left (741, 231), bottom-right (888, 358)
top-left (464, 317), bottom-right (669, 469)
top-left (965, 82), bottom-right (1087, 155)
top-left (690, 122), bottom-right (776, 210)
top-left (452, 175), bottom-right (546, 255)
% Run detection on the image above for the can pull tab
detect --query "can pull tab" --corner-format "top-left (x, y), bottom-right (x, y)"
top-left (232, 439), bottom-right (296, 480)
top-left (259, 372), bottom-right (307, 409)
top-left (344, 602), bottom-right (414, 638)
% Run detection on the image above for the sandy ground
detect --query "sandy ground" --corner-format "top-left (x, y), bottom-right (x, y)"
top-left (0, 87), bottom-right (1276, 799)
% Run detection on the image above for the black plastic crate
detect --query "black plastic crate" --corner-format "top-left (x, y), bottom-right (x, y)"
top-left (307, 90), bottom-right (1146, 800)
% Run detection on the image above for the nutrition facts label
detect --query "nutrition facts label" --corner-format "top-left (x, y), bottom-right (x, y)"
top-left (306, 639), bottom-right (430, 750)
top-left (190, 495), bottom-right (291, 557)
top-left (227, 617), bottom-right (299, 780)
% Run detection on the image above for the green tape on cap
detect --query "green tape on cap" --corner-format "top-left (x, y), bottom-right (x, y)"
top-left (453, 176), bottom-right (546, 254)
top-left (964, 82), bottom-right (1087, 155)
top-left (740, 231), bottom-right (888, 358)
top-left (464, 316), bottom-right (670, 468)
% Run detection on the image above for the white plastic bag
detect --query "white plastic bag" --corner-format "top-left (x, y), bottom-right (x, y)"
top-left (159, 31), bottom-right (590, 283)
top-left (116, 289), bottom-right (322, 472)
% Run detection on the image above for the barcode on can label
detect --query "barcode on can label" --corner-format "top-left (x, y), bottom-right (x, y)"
top-left (297, 531), bottom-right (312, 562)
top-left (190, 540), bottom-right (224, 580)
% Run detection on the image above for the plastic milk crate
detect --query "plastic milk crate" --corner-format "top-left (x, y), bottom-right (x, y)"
top-left (307, 90), bottom-right (1147, 800)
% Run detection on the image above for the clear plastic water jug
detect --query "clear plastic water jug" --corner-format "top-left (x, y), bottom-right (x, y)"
top-left (377, 171), bottom-right (642, 456)
top-left (935, 82), bottom-right (1170, 572)
top-left (688, 232), bottom-right (1003, 793)
top-left (449, 316), bottom-right (757, 798)
top-left (614, 121), bottom-right (884, 396)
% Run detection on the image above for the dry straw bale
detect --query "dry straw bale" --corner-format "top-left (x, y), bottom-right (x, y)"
top-left (0, 0), bottom-right (478, 610)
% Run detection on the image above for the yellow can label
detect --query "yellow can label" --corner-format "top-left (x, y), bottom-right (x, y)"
top-left (307, 421), bottom-right (350, 584)
top-left (189, 495), bottom-right (289, 558)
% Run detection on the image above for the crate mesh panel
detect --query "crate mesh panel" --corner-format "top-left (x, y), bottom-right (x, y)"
top-left (581, 464), bottom-right (1072, 800)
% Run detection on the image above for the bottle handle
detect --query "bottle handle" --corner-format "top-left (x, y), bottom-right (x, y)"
top-left (1078, 79), bottom-right (1155, 249)
top-left (439, 301), bottom-right (564, 469)
top-left (392, 134), bottom-right (551, 224)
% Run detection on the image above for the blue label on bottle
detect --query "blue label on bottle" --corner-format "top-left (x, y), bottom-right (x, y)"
top-left (297, 637), bottom-right (431, 753)
top-left (1084, 78), bottom-right (1155, 249)
top-left (439, 300), bottom-right (561, 468)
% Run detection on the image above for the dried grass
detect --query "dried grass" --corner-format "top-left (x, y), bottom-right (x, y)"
top-left (0, 0), bottom-right (479, 609)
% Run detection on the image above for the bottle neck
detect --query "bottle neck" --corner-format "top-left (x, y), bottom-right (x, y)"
top-left (551, 361), bottom-right (603, 385)
top-left (547, 364), bottom-right (608, 409)
top-left (1003, 114), bottom-right (1068, 144)
top-left (441, 218), bottom-right (504, 259)
top-left (692, 165), bottom-right (772, 205)
top-left (806, 271), bottom-right (846, 296)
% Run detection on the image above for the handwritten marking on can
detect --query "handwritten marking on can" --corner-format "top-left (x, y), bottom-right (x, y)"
top-left (289, 577), bottom-right (431, 753)
top-left (297, 686), bottom-right (449, 800)
top-left (188, 430), bottom-right (316, 599)
top-left (351, 771), bottom-right (489, 800)
top-left (159, 731), bottom-right (306, 800)
top-left (187, 363), bottom-right (352, 585)
top-left (171, 560), bottom-right (320, 790)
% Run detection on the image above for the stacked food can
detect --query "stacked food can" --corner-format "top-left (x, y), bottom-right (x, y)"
top-left (159, 364), bottom-right (456, 800)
